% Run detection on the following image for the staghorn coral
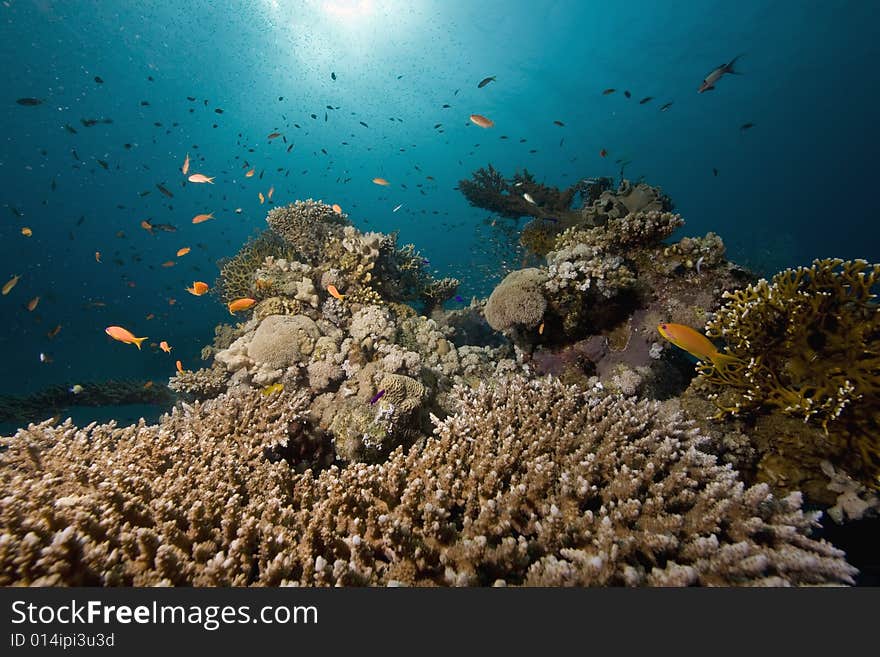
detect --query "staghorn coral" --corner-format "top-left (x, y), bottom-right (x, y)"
top-left (266, 200), bottom-right (349, 264)
top-left (275, 376), bottom-right (856, 585)
top-left (0, 379), bottom-right (858, 585)
top-left (700, 258), bottom-right (880, 489)
top-left (0, 388), bottom-right (323, 585)
top-left (484, 268), bottom-right (548, 333)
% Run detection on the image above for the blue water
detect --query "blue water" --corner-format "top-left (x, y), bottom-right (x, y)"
top-left (1, 0), bottom-right (878, 406)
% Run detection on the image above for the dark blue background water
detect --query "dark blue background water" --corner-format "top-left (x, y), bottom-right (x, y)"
top-left (1, 0), bottom-right (878, 421)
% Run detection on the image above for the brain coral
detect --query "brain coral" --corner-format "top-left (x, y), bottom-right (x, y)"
top-left (484, 268), bottom-right (548, 332)
top-left (248, 314), bottom-right (321, 370)
top-left (0, 377), bottom-right (856, 586)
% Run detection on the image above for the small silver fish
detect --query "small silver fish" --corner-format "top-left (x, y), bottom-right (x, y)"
top-left (522, 193), bottom-right (536, 204)
top-left (392, 203), bottom-right (404, 213)
top-left (698, 54), bottom-right (743, 93)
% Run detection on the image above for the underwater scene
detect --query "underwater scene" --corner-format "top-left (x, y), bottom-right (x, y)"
top-left (1, 0), bottom-right (878, 586)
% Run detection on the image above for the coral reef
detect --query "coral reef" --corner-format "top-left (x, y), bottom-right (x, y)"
top-left (3, 177), bottom-right (876, 587)
top-left (0, 377), bottom-right (856, 586)
top-left (0, 388), bottom-right (327, 585)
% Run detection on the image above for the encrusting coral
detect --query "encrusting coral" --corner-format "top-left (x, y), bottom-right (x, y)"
top-left (0, 376), bottom-right (856, 586)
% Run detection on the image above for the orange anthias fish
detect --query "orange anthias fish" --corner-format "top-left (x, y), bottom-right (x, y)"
top-left (332, 203), bottom-right (343, 215)
top-left (326, 284), bottom-right (344, 300)
top-left (161, 260), bottom-right (176, 267)
top-left (176, 247), bottom-right (191, 257)
top-left (227, 297), bottom-right (256, 314)
top-left (267, 186), bottom-right (275, 200)
top-left (469, 114), bottom-right (494, 128)
top-left (188, 173), bottom-right (214, 184)
top-left (160, 341), bottom-right (172, 353)
top-left (47, 324), bottom-right (62, 339)
top-left (21, 227), bottom-right (32, 237)
top-left (186, 281), bottom-right (209, 296)
top-left (599, 148), bottom-right (608, 158)
top-left (372, 177), bottom-right (390, 186)
top-left (192, 212), bottom-right (214, 224)
top-left (176, 359), bottom-right (184, 373)
top-left (181, 152), bottom-right (190, 175)
top-left (105, 325), bottom-right (148, 349)
top-left (657, 323), bottom-right (741, 369)
top-left (245, 168), bottom-right (255, 178)
top-left (2, 274), bottom-right (21, 295)
top-left (26, 296), bottom-right (40, 311)
top-left (258, 192), bottom-right (265, 204)
top-left (141, 219), bottom-right (154, 232)
top-left (267, 132), bottom-right (282, 140)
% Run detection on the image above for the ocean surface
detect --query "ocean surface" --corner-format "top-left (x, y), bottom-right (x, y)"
top-left (1, 0), bottom-right (878, 428)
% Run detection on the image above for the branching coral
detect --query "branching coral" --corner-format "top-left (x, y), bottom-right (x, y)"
top-left (459, 164), bottom-right (579, 222)
top-left (167, 365), bottom-right (228, 399)
top-left (0, 388), bottom-right (322, 585)
top-left (371, 233), bottom-right (459, 312)
top-left (1, 377), bottom-right (855, 586)
top-left (700, 258), bottom-right (880, 488)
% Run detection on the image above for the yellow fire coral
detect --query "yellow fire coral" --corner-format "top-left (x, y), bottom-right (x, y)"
top-left (700, 258), bottom-right (880, 488)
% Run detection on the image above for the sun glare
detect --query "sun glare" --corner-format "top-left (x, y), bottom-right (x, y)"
top-left (321, 0), bottom-right (375, 20)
